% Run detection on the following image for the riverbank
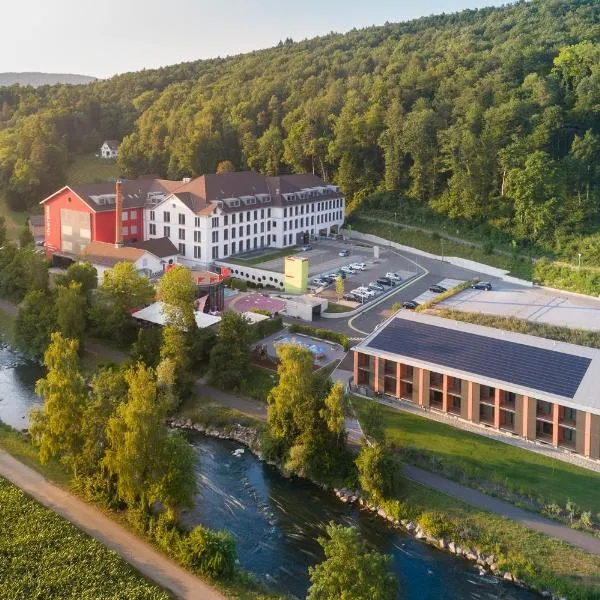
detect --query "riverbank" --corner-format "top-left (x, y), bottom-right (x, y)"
top-left (168, 410), bottom-right (600, 600)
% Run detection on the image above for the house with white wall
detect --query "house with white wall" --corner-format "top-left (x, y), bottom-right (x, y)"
top-left (100, 140), bottom-right (119, 159)
top-left (144, 171), bottom-right (344, 269)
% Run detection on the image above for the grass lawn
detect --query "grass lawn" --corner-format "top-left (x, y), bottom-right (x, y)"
top-left (176, 395), bottom-right (265, 431)
top-left (399, 478), bottom-right (600, 597)
top-left (0, 477), bottom-right (171, 600)
top-left (324, 301), bottom-right (354, 313)
top-left (226, 247), bottom-right (300, 266)
top-left (66, 153), bottom-right (119, 185)
top-left (0, 197), bottom-right (30, 241)
top-left (351, 396), bottom-right (600, 514)
top-left (240, 365), bottom-right (278, 401)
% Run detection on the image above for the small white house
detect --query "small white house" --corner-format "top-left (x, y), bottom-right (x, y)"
top-left (100, 140), bottom-right (119, 159)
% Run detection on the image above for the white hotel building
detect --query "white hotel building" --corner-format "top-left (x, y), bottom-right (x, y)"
top-left (143, 172), bottom-right (345, 268)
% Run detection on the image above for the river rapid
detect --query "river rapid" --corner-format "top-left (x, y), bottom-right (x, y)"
top-left (0, 342), bottom-right (538, 599)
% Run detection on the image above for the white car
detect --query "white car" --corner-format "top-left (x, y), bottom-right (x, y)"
top-left (350, 262), bottom-right (366, 271)
top-left (312, 278), bottom-right (326, 286)
top-left (341, 266), bottom-right (355, 274)
top-left (386, 272), bottom-right (402, 281)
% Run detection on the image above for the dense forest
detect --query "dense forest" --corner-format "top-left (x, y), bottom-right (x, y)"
top-left (1, 0), bottom-right (599, 257)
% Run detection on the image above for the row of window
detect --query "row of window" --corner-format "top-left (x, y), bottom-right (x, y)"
top-left (150, 209), bottom-right (274, 227)
top-left (120, 211), bottom-right (139, 222)
top-left (179, 235), bottom-right (275, 261)
top-left (282, 198), bottom-right (342, 218)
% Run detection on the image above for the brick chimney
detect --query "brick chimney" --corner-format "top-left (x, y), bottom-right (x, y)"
top-left (115, 179), bottom-right (123, 247)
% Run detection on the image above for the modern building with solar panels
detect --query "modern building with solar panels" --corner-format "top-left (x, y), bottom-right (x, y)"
top-left (352, 311), bottom-right (600, 461)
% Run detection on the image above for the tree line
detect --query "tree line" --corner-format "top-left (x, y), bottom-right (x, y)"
top-left (1, 1), bottom-right (599, 259)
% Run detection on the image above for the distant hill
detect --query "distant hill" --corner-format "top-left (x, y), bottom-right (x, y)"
top-left (0, 72), bottom-right (96, 87)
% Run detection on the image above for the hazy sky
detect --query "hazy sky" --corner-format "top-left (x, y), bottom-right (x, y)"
top-left (3, 0), bottom-right (498, 78)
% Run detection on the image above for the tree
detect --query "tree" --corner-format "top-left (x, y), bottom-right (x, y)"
top-left (356, 443), bottom-right (401, 503)
top-left (208, 311), bottom-right (251, 390)
top-left (103, 362), bottom-right (167, 509)
top-left (361, 401), bottom-right (385, 444)
top-left (321, 381), bottom-right (345, 443)
top-left (216, 160), bottom-right (235, 173)
top-left (30, 333), bottom-right (87, 473)
top-left (14, 289), bottom-right (57, 359)
top-left (307, 523), bottom-right (398, 600)
top-left (18, 220), bottom-right (34, 247)
top-left (335, 275), bottom-right (344, 301)
top-left (56, 282), bottom-right (87, 343)
top-left (55, 262), bottom-right (98, 294)
top-left (156, 265), bottom-right (196, 330)
top-left (0, 216), bottom-right (6, 247)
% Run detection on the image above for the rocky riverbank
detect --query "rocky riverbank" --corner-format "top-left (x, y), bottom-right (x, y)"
top-left (168, 417), bottom-right (565, 600)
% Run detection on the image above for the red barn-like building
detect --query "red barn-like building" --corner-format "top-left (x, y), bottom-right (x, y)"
top-left (41, 178), bottom-right (182, 254)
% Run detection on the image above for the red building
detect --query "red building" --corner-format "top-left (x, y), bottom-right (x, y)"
top-left (41, 178), bottom-right (182, 254)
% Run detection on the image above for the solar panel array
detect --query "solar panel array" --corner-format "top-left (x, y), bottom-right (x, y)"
top-left (366, 319), bottom-right (591, 398)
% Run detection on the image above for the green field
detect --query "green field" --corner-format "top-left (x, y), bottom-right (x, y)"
top-left (226, 247), bottom-right (300, 266)
top-left (324, 301), bottom-right (354, 313)
top-left (66, 154), bottom-right (119, 185)
top-left (352, 396), bottom-right (600, 514)
top-left (0, 476), bottom-right (170, 600)
top-left (0, 199), bottom-right (30, 241)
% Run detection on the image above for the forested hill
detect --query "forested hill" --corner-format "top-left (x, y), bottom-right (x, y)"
top-left (1, 0), bottom-right (600, 256)
top-left (0, 73), bottom-right (96, 87)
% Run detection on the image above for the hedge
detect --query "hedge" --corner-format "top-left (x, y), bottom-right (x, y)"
top-left (249, 315), bottom-right (283, 342)
top-left (288, 323), bottom-right (349, 351)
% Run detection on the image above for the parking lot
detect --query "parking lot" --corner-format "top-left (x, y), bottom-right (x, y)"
top-left (440, 283), bottom-right (600, 331)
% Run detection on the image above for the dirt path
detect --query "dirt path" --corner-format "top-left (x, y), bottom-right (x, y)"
top-left (0, 449), bottom-right (226, 600)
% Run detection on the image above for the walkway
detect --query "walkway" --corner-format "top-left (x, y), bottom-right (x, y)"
top-left (0, 448), bottom-right (225, 600)
top-left (403, 464), bottom-right (600, 557)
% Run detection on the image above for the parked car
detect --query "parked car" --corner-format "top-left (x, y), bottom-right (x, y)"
top-left (377, 277), bottom-right (394, 286)
top-left (338, 249), bottom-right (350, 257)
top-left (386, 272), bottom-right (401, 281)
top-left (429, 284), bottom-right (447, 294)
top-left (343, 293), bottom-right (358, 302)
top-left (363, 288), bottom-right (377, 297)
top-left (402, 300), bottom-right (420, 310)
top-left (471, 281), bottom-right (492, 291)
top-left (369, 282), bottom-right (384, 292)
top-left (300, 245), bottom-right (312, 251)
top-left (312, 278), bottom-right (327, 286)
top-left (341, 266), bottom-right (355, 274)
top-left (350, 262), bottom-right (366, 271)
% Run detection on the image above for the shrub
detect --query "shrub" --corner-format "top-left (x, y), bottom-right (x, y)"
top-left (288, 323), bottom-right (350, 351)
top-left (250, 307), bottom-right (272, 316)
top-left (418, 511), bottom-right (456, 539)
top-left (482, 239), bottom-right (494, 255)
top-left (179, 525), bottom-right (237, 579)
top-left (356, 444), bottom-right (401, 503)
top-left (430, 231), bottom-right (441, 241)
top-left (249, 315), bottom-right (283, 341)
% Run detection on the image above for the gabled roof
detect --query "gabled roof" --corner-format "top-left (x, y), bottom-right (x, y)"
top-left (81, 241), bottom-right (146, 267)
top-left (102, 140), bottom-right (120, 151)
top-left (128, 237), bottom-right (178, 258)
top-left (354, 311), bottom-right (600, 416)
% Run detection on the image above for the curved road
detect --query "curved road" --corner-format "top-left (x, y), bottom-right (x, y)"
top-left (0, 448), bottom-right (225, 600)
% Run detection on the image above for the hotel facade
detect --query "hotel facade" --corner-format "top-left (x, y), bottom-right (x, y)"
top-left (352, 312), bottom-right (600, 460)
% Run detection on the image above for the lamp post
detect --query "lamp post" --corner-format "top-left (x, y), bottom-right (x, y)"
top-left (578, 253), bottom-right (582, 270)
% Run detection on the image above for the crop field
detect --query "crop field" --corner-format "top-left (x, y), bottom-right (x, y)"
top-left (0, 477), bottom-right (170, 599)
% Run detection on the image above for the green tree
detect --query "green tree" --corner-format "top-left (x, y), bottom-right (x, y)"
top-left (30, 333), bottom-right (87, 473)
top-left (335, 275), bottom-right (344, 300)
top-left (156, 265), bottom-right (196, 330)
top-left (321, 381), bottom-right (346, 443)
top-left (307, 523), bottom-right (398, 600)
top-left (18, 220), bottom-right (35, 247)
top-left (56, 261), bottom-right (98, 294)
top-left (14, 289), bottom-right (57, 359)
top-left (208, 311), bottom-right (251, 390)
top-left (356, 443), bottom-right (401, 503)
top-left (216, 160), bottom-right (235, 173)
top-left (56, 282), bottom-right (87, 343)
top-left (361, 401), bottom-right (385, 444)
top-left (0, 216), bottom-right (6, 247)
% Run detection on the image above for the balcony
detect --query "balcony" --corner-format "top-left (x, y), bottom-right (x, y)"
top-left (448, 377), bottom-right (462, 396)
top-left (429, 389), bottom-right (443, 410)
top-left (499, 409), bottom-right (515, 432)
top-left (429, 373), bottom-right (444, 392)
top-left (400, 381), bottom-right (413, 401)
top-left (536, 421), bottom-right (554, 444)
top-left (559, 407), bottom-right (577, 429)
top-left (448, 397), bottom-right (461, 416)
top-left (479, 404), bottom-right (495, 426)
top-left (558, 428), bottom-right (577, 450)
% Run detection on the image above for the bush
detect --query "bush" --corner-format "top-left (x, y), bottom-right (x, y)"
top-left (179, 525), bottom-right (237, 579)
top-left (482, 239), bottom-right (494, 255)
top-left (418, 511), bottom-right (456, 539)
top-left (288, 323), bottom-right (349, 351)
top-left (249, 315), bottom-right (283, 342)
top-left (250, 307), bottom-right (272, 316)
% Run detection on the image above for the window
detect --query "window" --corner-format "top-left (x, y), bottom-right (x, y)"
top-left (224, 229), bottom-right (229, 240)
top-left (224, 215), bottom-right (228, 226)
top-left (223, 244), bottom-right (228, 256)
top-left (212, 217), bottom-right (219, 227)
top-left (239, 225), bottom-right (243, 237)
top-left (178, 243), bottom-right (185, 255)
top-left (246, 224), bottom-right (250, 236)
top-left (231, 228), bottom-right (236, 239)
top-left (178, 214), bottom-right (185, 225)
top-left (150, 211), bottom-right (155, 221)
top-left (122, 211), bottom-right (128, 221)
top-left (179, 228), bottom-right (185, 240)
top-left (194, 231), bottom-right (201, 243)
top-left (231, 241), bottom-right (236, 254)
top-left (272, 235), bottom-right (276, 243)
top-left (260, 209), bottom-right (264, 218)
top-left (163, 211), bottom-right (170, 223)
top-left (149, 224), bottom-right (156, 235)
top-left (284, 222), bottom-right (287, 231)
top-left (253, 223), bottom-right (257, 234)
top-left (260, 222), bottom-right (264, 233)
top-left (284, 208), bottom-right (287, 218)
top-left (164, 226), bottom-right (170, 237)
top-left (195, 217), bottom-right (201, 227)
top-left (267, 208), bottom-right (271, 218)
top-left (253, 238), bottom-right (258, 249)
top-left (130, 225), bottom-right (138, 235)
top-left (311, 216), bottom-right (314, 225)
top-left (295, 219), bottom-right (298, 228)
top-left (246, 211), bottom-right (251, 222)
top-left (232, 214), bottom-right (236, 224)
top-left (212, 246), bottom-right (219, 259)
top-left (253, 210), bottom-right (257, 220)
top-left (300, 218), bottom-right (304, 227)
top-left (194, 246), bottom-right (201, 259)
top-left (212, 231), bottom-right (219, 243)
top-left (122, 226), bottom-right (129, 235)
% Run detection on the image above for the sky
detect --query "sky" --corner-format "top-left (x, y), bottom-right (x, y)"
top-left (2, 0), bottom-right (499, 78)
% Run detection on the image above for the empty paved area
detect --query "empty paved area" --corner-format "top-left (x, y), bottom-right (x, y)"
top-left (229, 292), bottom-right (287, 314)
top-left (442, 284), bottom-right (600, 331)
top-left (0, 449), bottom-right (225, 600)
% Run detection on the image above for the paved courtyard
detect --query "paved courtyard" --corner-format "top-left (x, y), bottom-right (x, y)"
top-left (440, 283), bottom-right (600, 331)
top-left (229, 292), bottom-right (287, 314)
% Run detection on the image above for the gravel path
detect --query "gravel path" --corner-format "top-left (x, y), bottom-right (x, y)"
top-left (0, 449), bottom-right (226, 600)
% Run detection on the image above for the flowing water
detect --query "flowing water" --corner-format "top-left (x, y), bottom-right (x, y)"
top-left (0, 343), bottom-right (538, 599)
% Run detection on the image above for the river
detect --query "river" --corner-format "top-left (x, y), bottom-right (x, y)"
top-left (0, 342), bottom-right (538, 600)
